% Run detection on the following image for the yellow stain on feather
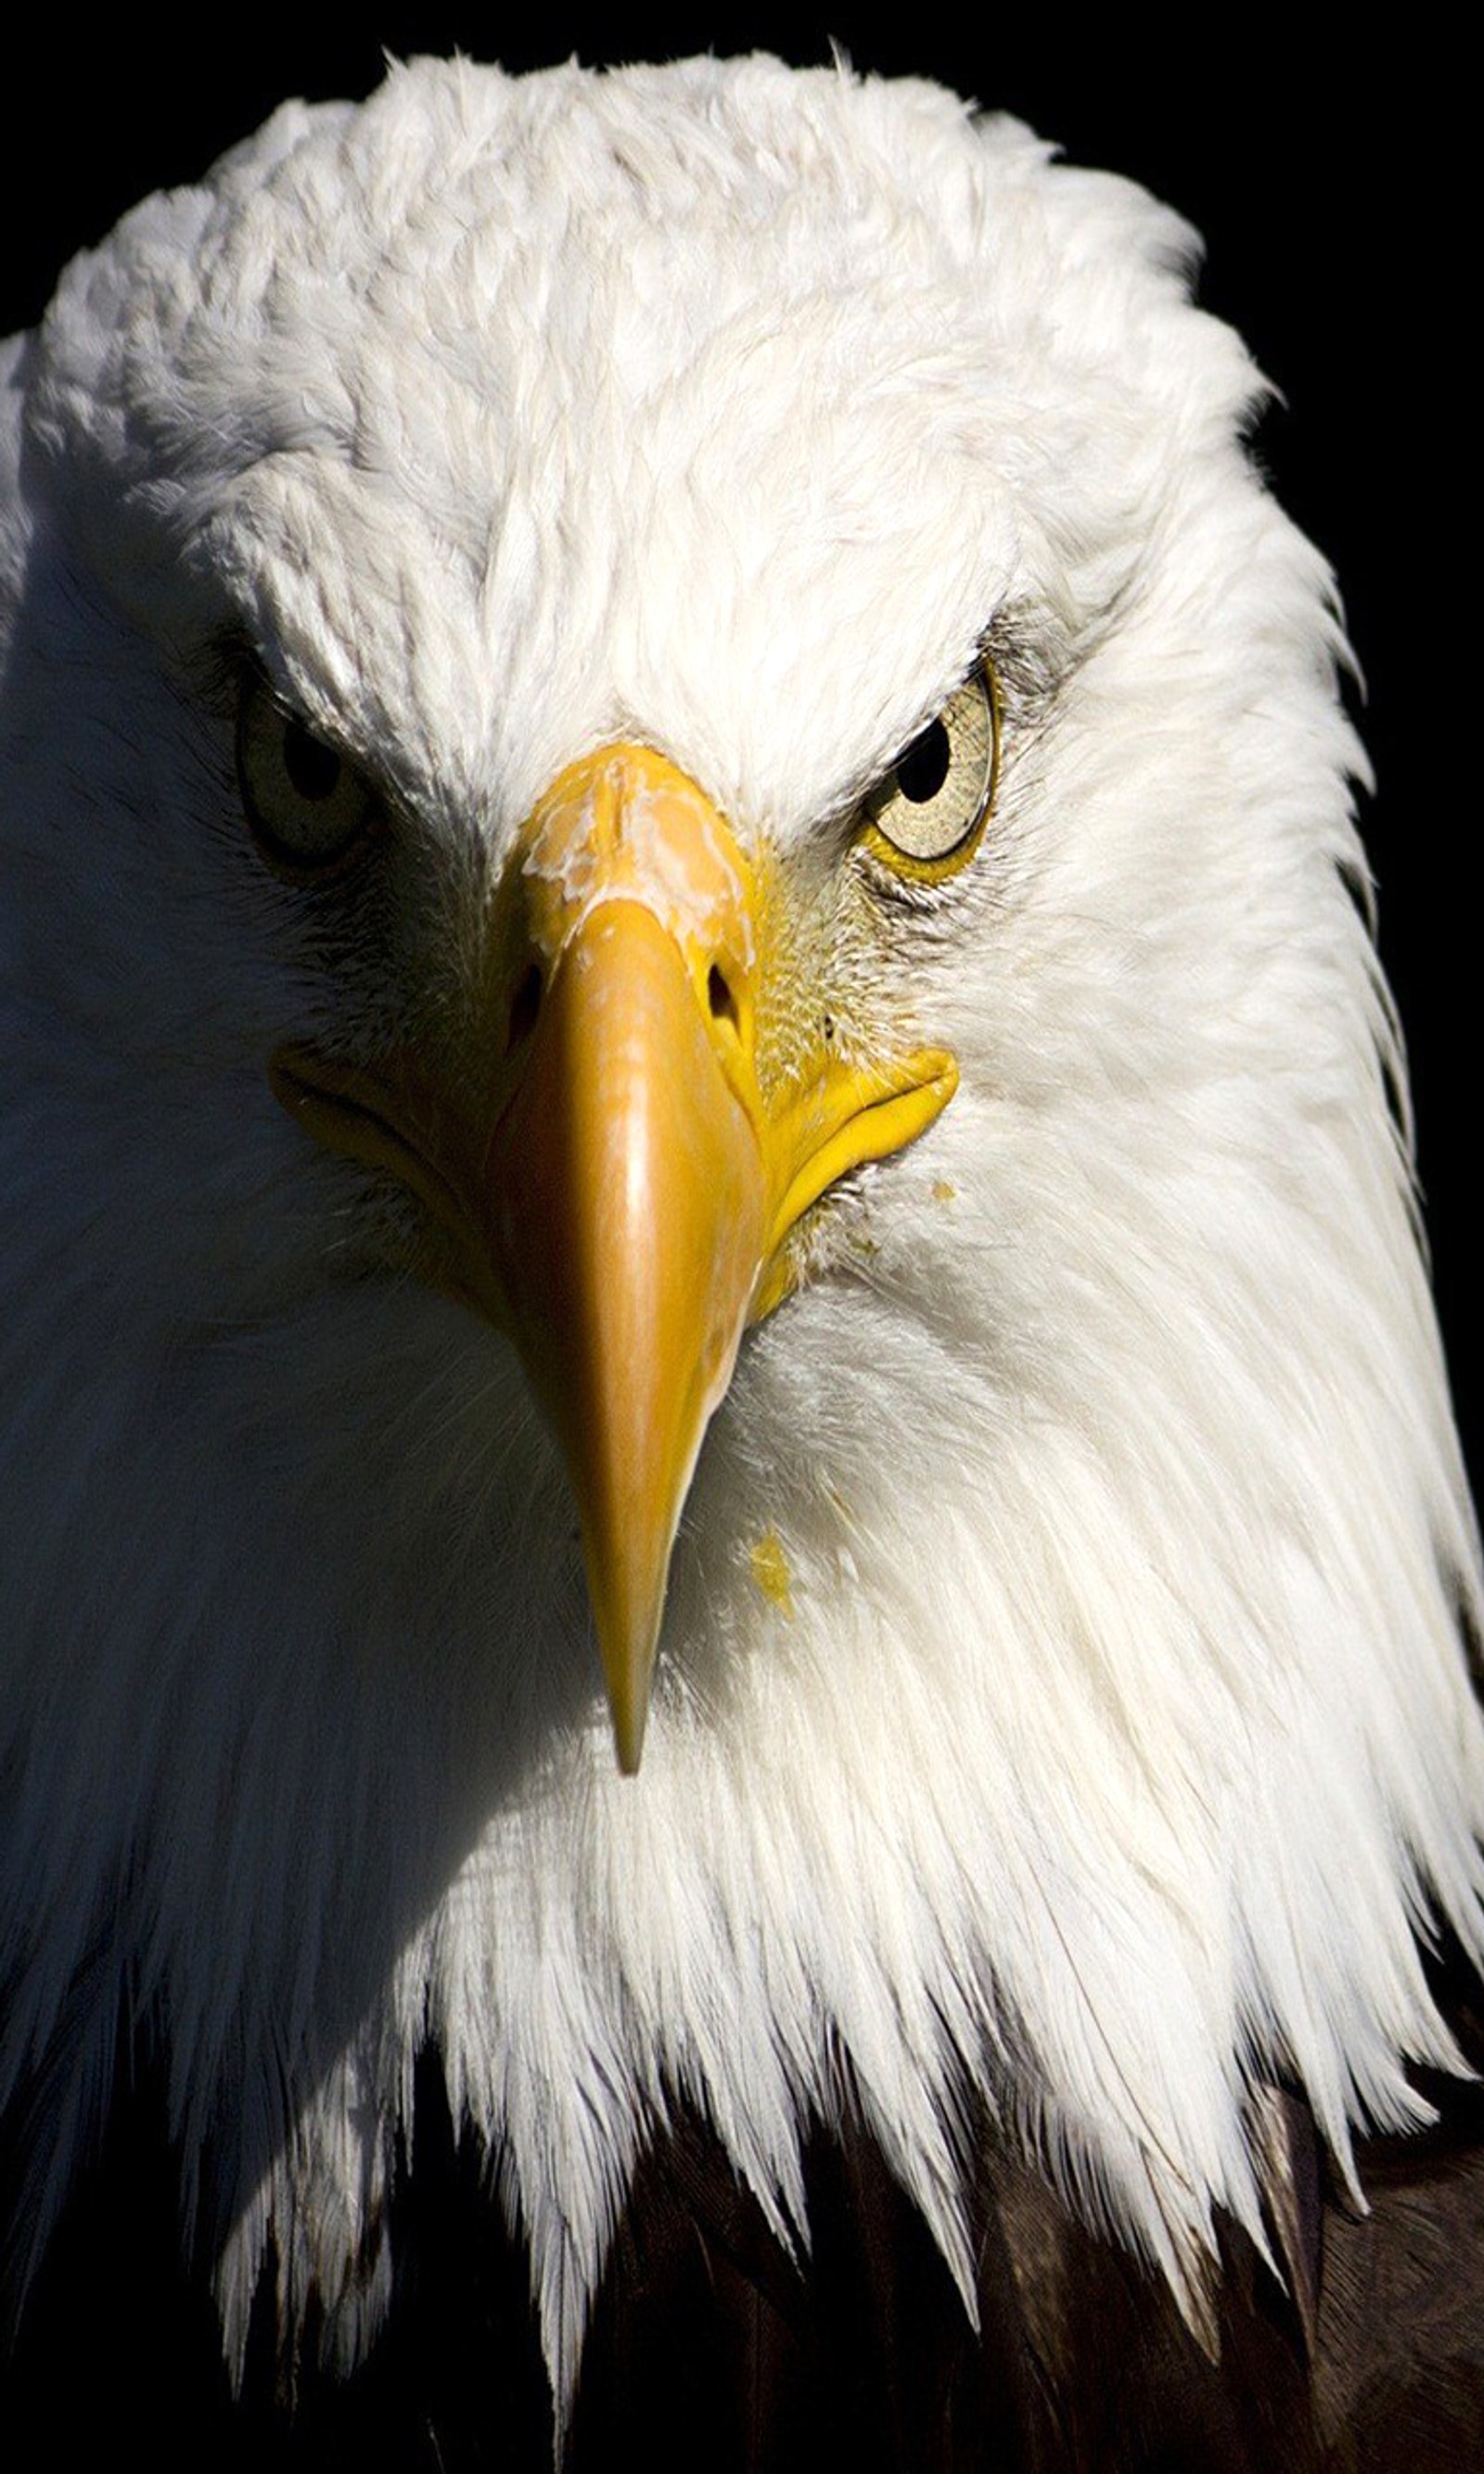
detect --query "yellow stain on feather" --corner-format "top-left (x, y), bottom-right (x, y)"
top-left (932, 1178), bottom-right (956, 1205)
top-left (749, 1531), bottom-right (796, 1619)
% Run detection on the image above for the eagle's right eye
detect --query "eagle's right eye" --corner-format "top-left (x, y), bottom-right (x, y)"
top-left (237, 675), bottom-right (380, 875)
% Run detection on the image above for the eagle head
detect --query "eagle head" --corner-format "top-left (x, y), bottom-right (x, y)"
top-left (0, 51), bottom-right (1478, 2443)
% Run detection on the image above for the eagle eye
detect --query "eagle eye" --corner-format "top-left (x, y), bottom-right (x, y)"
top-left (237, 674), bottom-right (380, 874)
top-left (862, 661), bottom-right (1000, 878)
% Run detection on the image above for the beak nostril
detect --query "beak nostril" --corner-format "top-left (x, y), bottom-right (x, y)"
top-left (708, 964), bottom-right (739, 1033)
top-left (507, 963), bottom-right (544, 1055)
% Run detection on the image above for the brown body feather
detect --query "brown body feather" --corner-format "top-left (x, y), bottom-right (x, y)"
top-left (8, 1984), bottom-right (1484, 2471)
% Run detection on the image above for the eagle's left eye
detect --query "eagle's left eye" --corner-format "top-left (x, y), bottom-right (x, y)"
top-left (237, 675), bottom-right (380, 874)
top-left (862, 661), bottom-right (1000, 879)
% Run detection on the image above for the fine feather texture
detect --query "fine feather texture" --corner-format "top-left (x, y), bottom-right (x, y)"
top-left (0, 51), bottom-right (1480, 2448)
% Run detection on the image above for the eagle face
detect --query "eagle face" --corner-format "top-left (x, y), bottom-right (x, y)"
top-left (1, 52), bottom-right (1480, 2434)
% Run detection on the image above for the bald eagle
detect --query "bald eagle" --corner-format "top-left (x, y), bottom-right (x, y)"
top-left (2, 52), bottom-right (1481, 2470)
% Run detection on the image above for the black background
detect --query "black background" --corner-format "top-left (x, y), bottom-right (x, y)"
top-left (4, 14), bottom-right (1473, 1484)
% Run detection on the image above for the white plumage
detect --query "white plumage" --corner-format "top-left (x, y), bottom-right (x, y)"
top-left (0, 52), bottom-right (1478, 2455)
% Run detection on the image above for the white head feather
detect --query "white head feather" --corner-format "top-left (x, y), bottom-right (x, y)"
top-left (1, 53), bottom-right (1479, 2423)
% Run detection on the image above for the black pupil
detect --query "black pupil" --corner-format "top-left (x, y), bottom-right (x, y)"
top-left (895, 718), bottom-right (951, 804)
top-left (283, 722), bottom-right (341, 802)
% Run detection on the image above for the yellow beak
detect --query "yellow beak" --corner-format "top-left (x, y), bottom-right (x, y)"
top-left (487, 892), bottom-right (766, 1770)
top-left (272, 744), bottom-right (956, 1769)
